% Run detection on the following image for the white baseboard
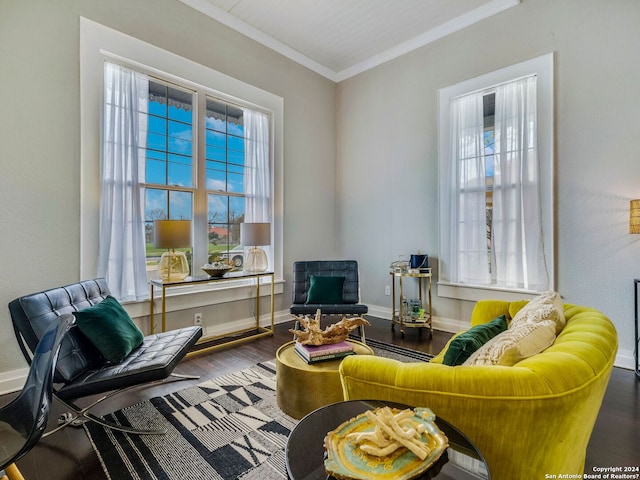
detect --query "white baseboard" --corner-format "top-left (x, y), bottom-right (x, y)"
top-left (614, 349), bottom-right (635, 371)
top-left (0, 366), bottom-right (29, 396)
top-left (366, 304), bottom-right (468, 334)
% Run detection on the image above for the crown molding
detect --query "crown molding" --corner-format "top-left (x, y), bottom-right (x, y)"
top-left (179, 0), bottom-right (521, 83)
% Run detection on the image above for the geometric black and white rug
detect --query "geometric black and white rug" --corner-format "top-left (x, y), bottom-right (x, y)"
top-left (85, 343), bottom-right (431, 480)
top-left (85, 360), bottom-right (295, 480)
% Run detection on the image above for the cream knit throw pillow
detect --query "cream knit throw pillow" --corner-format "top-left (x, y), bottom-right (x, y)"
top-left (463, 319), bottom-right (557, 366)
top-left (510, 291), bottom-right (565, 334)
top-left (463, 292), bottom-right (564, 366)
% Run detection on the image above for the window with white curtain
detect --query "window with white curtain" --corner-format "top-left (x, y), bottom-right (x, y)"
top-left (99, 61), bottom-right (272, 301)
top-left (438, 54), bottom-right (554, 301)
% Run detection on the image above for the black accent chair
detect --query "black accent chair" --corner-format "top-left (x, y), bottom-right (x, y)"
top-left (0, 314), bottom-right (73, 480)
top-left (8, 278), bottom-right (202, 436)
top-left (290, 260), bottom-right (368, 338)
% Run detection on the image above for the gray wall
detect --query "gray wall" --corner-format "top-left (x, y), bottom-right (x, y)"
top-left (337, 0), bottom-right (640, 365)
top-left (1, 0), bottom-right (638, 379)
top-left (0, 0), bottom-right (337, 377)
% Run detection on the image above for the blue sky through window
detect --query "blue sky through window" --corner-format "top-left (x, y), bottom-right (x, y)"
top-left (143, 80), bottom-right (248, 254)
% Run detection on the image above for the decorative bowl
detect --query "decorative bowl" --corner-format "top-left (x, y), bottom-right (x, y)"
top-left (201, 264), bottom-right (233, 277)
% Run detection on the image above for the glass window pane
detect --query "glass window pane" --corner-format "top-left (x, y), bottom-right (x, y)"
top-left (227, 154), bottom-right (244, 172)
top-left (147, 149), bottom-right (165, 161)
top-left (227, 105), bottom-right (244, 136)
top-left (148, 115), bottom-right (166, 135)
top-left (148, 101), bottom-right (166, 117)
top-left (168, 121), bottom-right (192, 155)
top-left (230, 196), bottom-right (245, 222)
top-left (206, 145), bottom-right (226, 162)
top-left (148, 81), bottom-right (167, 117)
top-left (146, 158), bottom-right (167, 185)
top-left (145, 188), bottom-right (168, 220)
top-left (148, 133), bottom-right (166, 151)
top-left (208, 222), bottom-right (229, 250)
top-left (168, 160), bottom-right (193, 187)
top-left (169, 191), bottom-right (192, 220)
top-left (227, 162), bottom-right (244, 175)
top-left (228, 135), bottom-right (244, 153)
top-left (206, 130), bottom-right (226, 149)
top-left (206, 99), bottom-right (227, 133)
top-left (228, 121), bottom-right (244, 137)
top-left (206, 164), bottom-right (226, 191)
top-left (228, 172), bottom-right (244, 193)
top-left (208, 194), bottom-right (228, 223)
top-left (167, 86), bottom-right (193, 123)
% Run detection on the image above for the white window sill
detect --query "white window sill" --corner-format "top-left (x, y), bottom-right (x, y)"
top-left (122, 277), bottom-right (284, 319)
top-left (437, 282), bottom-right (540, 303)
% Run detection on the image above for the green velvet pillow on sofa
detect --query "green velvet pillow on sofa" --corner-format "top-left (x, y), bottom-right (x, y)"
top-left (74, 295), bottom-right (144, 363)
top-left (306, 275), bottom-right (345, 304)
top-left (442, 315), bottom-right (508, 366)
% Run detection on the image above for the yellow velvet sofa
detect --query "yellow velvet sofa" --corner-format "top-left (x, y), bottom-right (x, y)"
top-left (339, 300), bottom-right (618, 480)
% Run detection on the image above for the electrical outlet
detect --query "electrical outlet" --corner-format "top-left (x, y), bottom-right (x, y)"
top-left (384, 285), bottom-right (391, 296)
top-left (194, 313), bottom-right (203, 326)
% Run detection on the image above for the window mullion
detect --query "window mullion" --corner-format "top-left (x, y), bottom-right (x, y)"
top-left (193, 91), bottom-right (209, 270)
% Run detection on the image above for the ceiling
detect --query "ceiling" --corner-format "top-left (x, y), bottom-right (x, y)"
top-left (179, 0), bottom-right (520, 82)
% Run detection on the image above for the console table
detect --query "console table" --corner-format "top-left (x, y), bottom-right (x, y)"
top-left (149, 271), bottom-right (275, 354)
top-left (390, 268), bottom-right (433, 337)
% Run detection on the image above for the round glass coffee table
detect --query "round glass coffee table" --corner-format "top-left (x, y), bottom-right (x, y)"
top-left (285, 400), bottom-right (490, 480)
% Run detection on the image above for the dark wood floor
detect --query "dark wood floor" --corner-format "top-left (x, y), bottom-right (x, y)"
top-left (3, 316), bottom-right (639, 479)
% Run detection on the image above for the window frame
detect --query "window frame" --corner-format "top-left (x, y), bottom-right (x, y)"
top-left (80, 18), bottom-right (284, 306)
top-left (437, 53), bottom-right (555, 302)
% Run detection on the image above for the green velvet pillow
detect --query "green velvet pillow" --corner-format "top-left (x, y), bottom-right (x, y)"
top-left (442, 315), bottom-right (508, 366)
top-left (306, 275), bottom-right (345, 304)
top-left (74, 295), bottom-right (144, 363)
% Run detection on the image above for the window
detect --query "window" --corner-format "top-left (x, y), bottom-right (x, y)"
top-left (142, 81), bottom-right (254, 277)
top-left (438, 54), bottom-right (554, 301)
top-left (204, 98), bottom-right (246, 263)
top-left (144, 80), bottom-right (195, 275)
top-left (81, 17), bottom-right (284, 304)
top-left (99, 61), bottom-right (272, 300)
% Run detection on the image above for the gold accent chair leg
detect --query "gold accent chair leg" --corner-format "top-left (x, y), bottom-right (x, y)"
top-left (4, 463), bottom-right (25, 480)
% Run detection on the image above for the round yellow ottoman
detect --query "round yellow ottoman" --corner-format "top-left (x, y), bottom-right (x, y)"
top-left (276, 340), bottom-right (374, 420)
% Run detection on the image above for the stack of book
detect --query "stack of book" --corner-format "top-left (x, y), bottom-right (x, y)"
top-left (294, 340), bottom-right (355, 364)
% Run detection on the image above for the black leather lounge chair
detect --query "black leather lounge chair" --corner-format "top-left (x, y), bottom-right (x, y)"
top-left (290, 260), bottom-right (368, 339)
top-left (8, 278), bottom-right (202, 436)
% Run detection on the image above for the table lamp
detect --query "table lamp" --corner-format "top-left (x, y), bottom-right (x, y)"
top-left (241, 222), bottom-right (270, 273)
top-left (154, 220), bottom-right (192, 282)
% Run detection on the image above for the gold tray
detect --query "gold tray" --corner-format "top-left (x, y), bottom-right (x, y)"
top-left (324, 407), bottom-right (449, 480)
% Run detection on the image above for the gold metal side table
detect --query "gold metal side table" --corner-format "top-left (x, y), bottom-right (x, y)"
top-left (390, 268), bottom-right (433, 337)
top-left (149, 271), bottom-right (275, 355)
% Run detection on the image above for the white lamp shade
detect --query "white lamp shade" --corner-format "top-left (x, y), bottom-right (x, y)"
top-left (241, 222), bottom-right (271, 247)
top-left (154, 220), bottom-right (192, 249)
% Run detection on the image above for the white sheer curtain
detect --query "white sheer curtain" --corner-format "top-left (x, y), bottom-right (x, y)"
top-left (442, 92), bottom-right (491, 285)
top-left (97, 62), bottom-right (149, 301)
top-left (243, 108), bottom-right (272, 258)
top-left (492, 75), bottom-right (548, 290)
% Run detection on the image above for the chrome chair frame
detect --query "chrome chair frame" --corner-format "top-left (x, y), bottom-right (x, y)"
top-left (0, 315), bottom-right (73, 480)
